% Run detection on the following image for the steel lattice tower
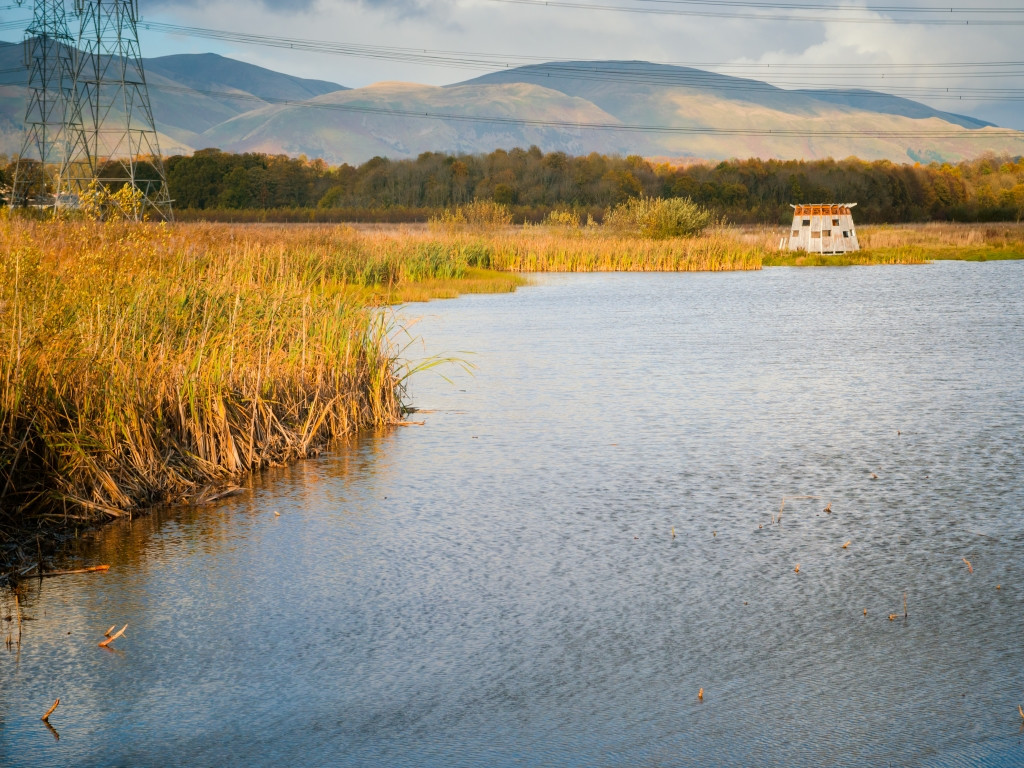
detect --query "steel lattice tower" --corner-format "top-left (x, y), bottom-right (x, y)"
top-left (60, 0), bottom-right (172, 220)
top-left (9, 0), bottom-right (76, 209)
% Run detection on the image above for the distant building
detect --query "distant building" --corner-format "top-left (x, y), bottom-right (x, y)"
top-left (787, 204), bottom-right (859, 253)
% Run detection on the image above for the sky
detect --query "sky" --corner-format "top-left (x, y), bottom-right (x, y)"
top-left (7, 0), bottom-right (1024, 129)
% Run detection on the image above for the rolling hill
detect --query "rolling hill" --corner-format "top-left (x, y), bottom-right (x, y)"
top-left (1, 44), bottom-right (1022, 165)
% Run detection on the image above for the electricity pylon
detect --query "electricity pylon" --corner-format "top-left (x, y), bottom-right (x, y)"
top-left (9, 0), bottom-right (76, 209)
top-left (60, 0), bottom-right (172, 220)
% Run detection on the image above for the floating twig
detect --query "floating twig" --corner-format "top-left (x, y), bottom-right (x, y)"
top-left (842, 541), bottom-right (851, 549)
top-left (99, 624), bottom-right (127, 648)
top-left (774, 495), bottom-right (820, 524)
top-left (1018, 704), bottom-right (1023, 720)
top-left (40, 565), bottom-right (110, 578)
top-left (104, 625), bottom-right (115, 638)
top-left (962, 557), bottom-right (973, 574)
top-left (794, 564), bottom-right (800, 573)
top-left (698, 687), bottom-right (704, 702)
top-left (390, 420), bottom-right (425, 427)
top-left (823, 503), bottom-right (832, 514)
top-left (198, 486), bottom-right (243, 504)
top-left (42, 698), bottom-right (59, 721)
top-left (903, 592), bottom-right (908, 618)
top-left (671, 526), bottom-right (675, 539)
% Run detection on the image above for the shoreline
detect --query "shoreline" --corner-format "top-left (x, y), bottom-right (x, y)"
top-left (3, 219), bottom-right (1022, 581)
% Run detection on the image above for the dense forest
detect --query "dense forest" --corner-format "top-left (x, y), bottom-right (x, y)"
top-left (5, 148), bottom-right (1024, 223)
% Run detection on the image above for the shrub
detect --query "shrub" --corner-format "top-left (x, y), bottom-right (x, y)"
top-left (604, 196), bottom-right (713, 239)
top-left (430, 199), bottom-right (513, 232)
top-left (543, 208), bottom-right (581, 228)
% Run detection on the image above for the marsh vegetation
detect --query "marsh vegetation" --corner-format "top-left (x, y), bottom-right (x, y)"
top-left (1, 212), bottom-right (1021, 574)
top-left (0, 218), bottom-right (520, 569)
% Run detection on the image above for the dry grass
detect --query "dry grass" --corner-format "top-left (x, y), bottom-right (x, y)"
top-left (452, 225), bottom-right (765, 272)
top-left (857, 222), bottom-right (1024, 262)
top-left (0, 219), bottom-right (524, 563)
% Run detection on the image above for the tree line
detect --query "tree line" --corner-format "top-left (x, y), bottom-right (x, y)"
top-left (4, 147), bottom-right (1024, 223)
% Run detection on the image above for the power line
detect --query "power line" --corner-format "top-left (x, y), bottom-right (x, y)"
top-left (134, 20), bottom-right (1024, 96)
top-left (60, 1), bottom-right (172, 220)
top-left (549, 0), bottom-right (1024, 11)
top-left (1, 70), bottom-right (1021, 102)
top-left (144, 81), bottom-right (1024, 138)
top-left (138, 20), bottom-right (1024, 74)
top-left (11, 0), bottom-right (75, 209)
top-left (488, 0), bottom-right (1024, 24)
top-left (4, 18), bottom-right (1021, 102)
top-left (8, 50), bottom-right (1023, 98)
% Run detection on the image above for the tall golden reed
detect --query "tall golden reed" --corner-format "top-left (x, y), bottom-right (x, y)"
top-left (0, 219), bottom-right (411, 535)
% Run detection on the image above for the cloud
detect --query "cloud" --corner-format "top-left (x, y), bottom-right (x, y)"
top-left (744, 12), bottom-right (1024, 129)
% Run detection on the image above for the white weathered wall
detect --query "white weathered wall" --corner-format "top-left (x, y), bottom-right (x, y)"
top-left (787, 205), bottom-right (859, 253)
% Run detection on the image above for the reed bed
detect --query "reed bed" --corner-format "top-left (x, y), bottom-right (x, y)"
top-left (0, 219), bottom-right (526, 566)
top-left (857, 222), bottom-right (1024, 262)
top-left (763, 249), bottom-right (932, 267)
top-left (437, 226), bottom-right (766, 272)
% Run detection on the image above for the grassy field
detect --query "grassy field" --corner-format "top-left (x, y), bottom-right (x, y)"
top-left (856, 222), bottom-right (1024, 262)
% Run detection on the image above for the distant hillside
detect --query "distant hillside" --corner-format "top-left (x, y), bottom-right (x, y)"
top-left (457, 61), bottom-right (993, 130)
top-left (143, 53), bottom-right (346, 150)
top-left (791, 89), bottom-right (992, 130)
top-left (199, 81), bottom-right (629, 162)
top-left (0, 44), bottom-right (348, 156)
top-left (1, 44), bottom-right (1022, 165)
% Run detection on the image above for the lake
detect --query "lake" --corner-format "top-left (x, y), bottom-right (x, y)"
top-left (3, 262), bottom-right (1024, 767)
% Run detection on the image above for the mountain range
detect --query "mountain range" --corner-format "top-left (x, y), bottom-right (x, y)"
top-left (2, 42), bottom-right (1022, 165)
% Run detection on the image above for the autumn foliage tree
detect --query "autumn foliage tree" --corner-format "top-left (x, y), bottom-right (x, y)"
top-left (161, 147), bottom-right (1024, 224)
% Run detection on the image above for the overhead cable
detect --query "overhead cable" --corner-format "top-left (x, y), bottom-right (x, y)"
top-left (488, 0), bottom-right (1024, 24)
top-left (141, 81), bottom-right (1024, 137)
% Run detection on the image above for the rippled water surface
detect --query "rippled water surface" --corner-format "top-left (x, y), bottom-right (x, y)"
top-left (3, 262), bottom-right (1024, 767)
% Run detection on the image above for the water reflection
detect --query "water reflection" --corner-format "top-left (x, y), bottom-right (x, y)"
top-left (2, 263), bottom-right (1024, 767)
